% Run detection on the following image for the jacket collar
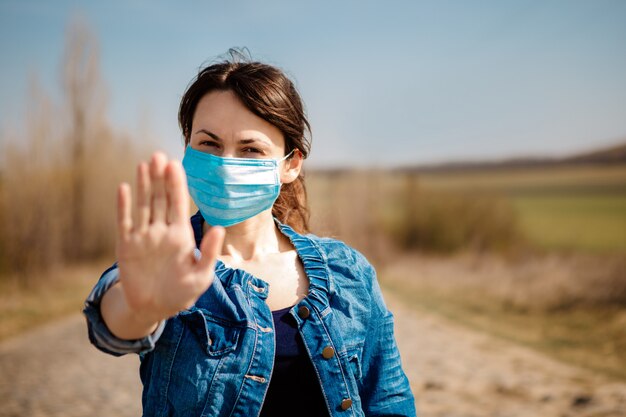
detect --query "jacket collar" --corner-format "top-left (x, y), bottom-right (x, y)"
top-left (190, 211), bottom-right (332, 303)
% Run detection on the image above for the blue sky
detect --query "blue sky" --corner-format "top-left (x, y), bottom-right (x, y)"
top-left (1, 0), bottom-right (625, 168)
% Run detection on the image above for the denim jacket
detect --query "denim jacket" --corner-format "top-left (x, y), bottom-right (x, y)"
top-left (83, 214), bottom-right (416, 417)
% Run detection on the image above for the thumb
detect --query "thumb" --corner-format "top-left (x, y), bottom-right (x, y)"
top-left (196, 225), bottom-right (225, 273)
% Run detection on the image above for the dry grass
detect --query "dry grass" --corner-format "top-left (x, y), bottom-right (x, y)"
top-left (0, 21), bottom-right (146, 341)
top-left (0, 261), bottom-right (110, 341)
top-left (381, 253), bottom-right (626, 380)
top-left (308, 165), bottom-right (626, 256)
top-left (382, 252), bottom-right (626, 311)
top-left (307, 171), bottom-right (521, 263)
top-left (0, 21), bottom-right (141, 280)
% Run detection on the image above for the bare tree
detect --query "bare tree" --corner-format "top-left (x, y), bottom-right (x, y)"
top-left (61, 16), bottom-right (107, 260)
top-left (0, 16), bottom-right (139, 282)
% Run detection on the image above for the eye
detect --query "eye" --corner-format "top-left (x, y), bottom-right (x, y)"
top-left (242, 147), bottom-right (263, 155)
top-left (199, 140), bottom-right (220, 148)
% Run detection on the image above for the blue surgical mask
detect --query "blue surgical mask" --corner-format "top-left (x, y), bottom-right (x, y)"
top-left (182, 146), bottom-right (293, 227)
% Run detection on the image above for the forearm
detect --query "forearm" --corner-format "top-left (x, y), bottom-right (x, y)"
top-left (100, 282), bottom-right (161, 340)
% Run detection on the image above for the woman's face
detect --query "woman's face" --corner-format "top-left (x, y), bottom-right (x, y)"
top-left (189, 90), bottom-right (286, 160)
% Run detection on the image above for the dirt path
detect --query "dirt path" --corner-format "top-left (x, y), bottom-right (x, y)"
top-left (0, 313), bottom-right (141, 417)
top-left (387, 292), bottom-right (626, 417)
top-left (1, 293), bottom-right (625, 417)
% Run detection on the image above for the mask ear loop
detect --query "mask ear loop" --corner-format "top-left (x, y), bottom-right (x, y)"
top-left (277, 149), bottom-right (300, 187)
top-left (279, 149), bottom-right (296, 162)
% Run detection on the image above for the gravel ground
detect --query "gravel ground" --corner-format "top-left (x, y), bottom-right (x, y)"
top-left (1, 293), bottom-right (625, 417)
top-left (389, 291), bottom-right (626, 417)
top-left (0, 313), bottom-right (141, 417)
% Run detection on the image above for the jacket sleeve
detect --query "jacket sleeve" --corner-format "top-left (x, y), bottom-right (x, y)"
top-left (83, 264), bottom-right (166, 356)
top-left (358, 263), bottom-right (417, 417)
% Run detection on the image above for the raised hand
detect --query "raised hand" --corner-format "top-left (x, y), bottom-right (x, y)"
top-left (102, 152), bottom-right (224, 338)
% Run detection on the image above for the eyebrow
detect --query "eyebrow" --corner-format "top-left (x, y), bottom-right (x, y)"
top-left (195, 129), bottom-right (221, 140)
top-left (194, 129), bottom-right (272, 146)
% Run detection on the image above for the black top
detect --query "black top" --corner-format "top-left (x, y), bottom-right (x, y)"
top-left (259, 306), bottom-right (329, 417)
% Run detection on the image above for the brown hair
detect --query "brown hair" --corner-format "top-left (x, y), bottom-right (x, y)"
top-left (178, 51), bottom-right (312, 233)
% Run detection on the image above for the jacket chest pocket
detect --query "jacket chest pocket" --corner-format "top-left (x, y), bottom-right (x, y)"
top-left (179, 307), bottom-right (241, 356)
top-left (145, 309), bottom-right (244, 417)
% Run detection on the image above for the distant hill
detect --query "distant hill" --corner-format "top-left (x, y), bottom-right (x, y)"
top-left (564, 142), bottom-right (626, 164)
top-left (399, 140), bottom-right (626, 173)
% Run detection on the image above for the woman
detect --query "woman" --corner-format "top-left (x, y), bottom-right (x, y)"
top-left (84, 53), bottom-right (416, 417)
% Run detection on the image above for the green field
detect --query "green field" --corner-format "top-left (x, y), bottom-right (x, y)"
top-left (417, 164), bottom-right (626, 253)
top-left (512, 195), bottom-right (626, 252)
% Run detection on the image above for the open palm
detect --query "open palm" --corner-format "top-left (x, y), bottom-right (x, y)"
top-left (116, 152), bottom-right (224, 324)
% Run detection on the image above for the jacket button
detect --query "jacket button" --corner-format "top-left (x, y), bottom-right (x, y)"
top-left (340, 398), bottom-right (353, 410)
top-left (297, 306), bottom-right (310, 319)
top-left (322, 346), bottom-right (335, 359)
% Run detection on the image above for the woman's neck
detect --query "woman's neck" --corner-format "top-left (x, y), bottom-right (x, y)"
top-left (203, 209), bottom-right (290, 262)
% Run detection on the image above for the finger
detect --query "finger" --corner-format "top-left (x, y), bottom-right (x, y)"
top-left (165, 160), bottom-right (190, 225)
top-left (136, 162), bottom-right (151, 231)
top-left (149, 152), bottom-right (168, 223)
top-left (117, 183), bottom-right (133, 241)
top-left (196, 226), bottom-right (225, 275)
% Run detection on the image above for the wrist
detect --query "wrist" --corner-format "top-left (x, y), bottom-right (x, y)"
top-left (121, 294), bottom-right (166, 333)
top-left (101, 283), bottom-right (164, 340)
